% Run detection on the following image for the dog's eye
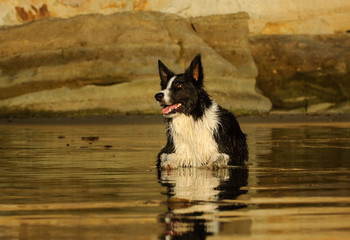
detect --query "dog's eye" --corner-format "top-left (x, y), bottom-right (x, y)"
top-left (176, 84), bottom-right (183, 89)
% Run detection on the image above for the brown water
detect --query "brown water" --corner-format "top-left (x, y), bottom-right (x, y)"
top-left (0, 121), bottom-right (350, 240)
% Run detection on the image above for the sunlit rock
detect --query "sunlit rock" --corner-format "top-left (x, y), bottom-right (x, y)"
top-left (1, 0), bottom-right (350, 34)
top-left (0, 11), bottom-right (271, 117)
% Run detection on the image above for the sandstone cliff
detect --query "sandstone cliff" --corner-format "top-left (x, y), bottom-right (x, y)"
top-left (1, 1), bottom-right (349, 117)
top-left (250, 34), bottom-right (350, 112)
top-left (0, 11), bottom-right (271, 117)
top-left (1, 0), bottom-right (350, 34)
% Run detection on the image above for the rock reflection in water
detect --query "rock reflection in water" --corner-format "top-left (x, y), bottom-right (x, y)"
top-left (0, 121), bottom-right (349, 239)
top-left (158, 167), bottom-right (249, 239)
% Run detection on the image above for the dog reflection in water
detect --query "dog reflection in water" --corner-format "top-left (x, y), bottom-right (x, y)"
top-left (155, 55), bottom-right (249, 238)
top-left (158, 167), bottom-right (248, 239)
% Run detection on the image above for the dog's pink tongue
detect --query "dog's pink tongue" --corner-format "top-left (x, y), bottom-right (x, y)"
top-left (162, 104), bottom-right (178, 115)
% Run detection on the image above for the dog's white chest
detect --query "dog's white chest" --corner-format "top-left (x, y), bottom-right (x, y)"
top-left (167, 103), bottom-right (221, 167)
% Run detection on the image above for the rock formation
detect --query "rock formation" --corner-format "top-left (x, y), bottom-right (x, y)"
top-left (250, 34), bottom-right (350, 112)
top-left (1, 0), bottom-right (350, 34)
top-left (0, 11), bottom-right (271, 117)
top-left (1, 1), bottom-right (349, 117)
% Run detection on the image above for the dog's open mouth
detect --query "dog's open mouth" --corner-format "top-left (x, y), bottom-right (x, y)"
top-left (161, 103), bottom-right (182, 115)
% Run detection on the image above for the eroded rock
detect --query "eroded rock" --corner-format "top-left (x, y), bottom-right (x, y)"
top-left (0, 11), bottom-right (271, 117)
top-left (250, 34), bottom-right (350, 111)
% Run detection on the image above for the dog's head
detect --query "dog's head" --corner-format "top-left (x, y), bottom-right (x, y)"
top-left (154, 54), bottom-right (207, 118)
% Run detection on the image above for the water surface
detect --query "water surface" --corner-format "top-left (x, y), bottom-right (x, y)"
top-left (0, 120), bottom-right (349, 239)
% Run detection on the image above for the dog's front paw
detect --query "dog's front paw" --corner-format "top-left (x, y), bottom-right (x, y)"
top-left (208, 153), bottom-right (229, 169)
top-left (160, 153), bottom-right (178, 170)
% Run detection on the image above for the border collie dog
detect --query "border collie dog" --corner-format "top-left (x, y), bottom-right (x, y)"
top-left (155, 54), bottom-right (248, 169)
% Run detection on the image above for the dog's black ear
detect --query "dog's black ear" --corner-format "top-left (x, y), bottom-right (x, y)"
top-left (158, 60), bottom-right (174, 87)
top-left (186, 54), bottom-right (203, 87)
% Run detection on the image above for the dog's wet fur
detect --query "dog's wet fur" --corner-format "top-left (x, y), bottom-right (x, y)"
top-left (155, 54), bottom-right (248, 169)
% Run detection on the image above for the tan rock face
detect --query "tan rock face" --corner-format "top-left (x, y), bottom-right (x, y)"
top-left (190, 12), bottom-right (258, 79)
top-left (1, 0), bottom-right (350, 34)
top-left (0, 11), bottom-right (271, 117)
top-left (250, 34), bottom-right (350, 111)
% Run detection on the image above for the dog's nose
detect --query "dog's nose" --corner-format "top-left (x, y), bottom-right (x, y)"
top-left (154, 92), bottom-right (164, 102)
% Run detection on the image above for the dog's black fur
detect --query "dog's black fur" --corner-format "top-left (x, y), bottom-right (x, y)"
top-left (155, 54), bottom-right (248, 168)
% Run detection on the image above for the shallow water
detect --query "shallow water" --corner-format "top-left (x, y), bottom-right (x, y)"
top-left (0, 121), bottom-right (350, 240)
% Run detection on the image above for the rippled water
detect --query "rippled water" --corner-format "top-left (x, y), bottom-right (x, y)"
top-left (0, 119), bottom-right (349, 240)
